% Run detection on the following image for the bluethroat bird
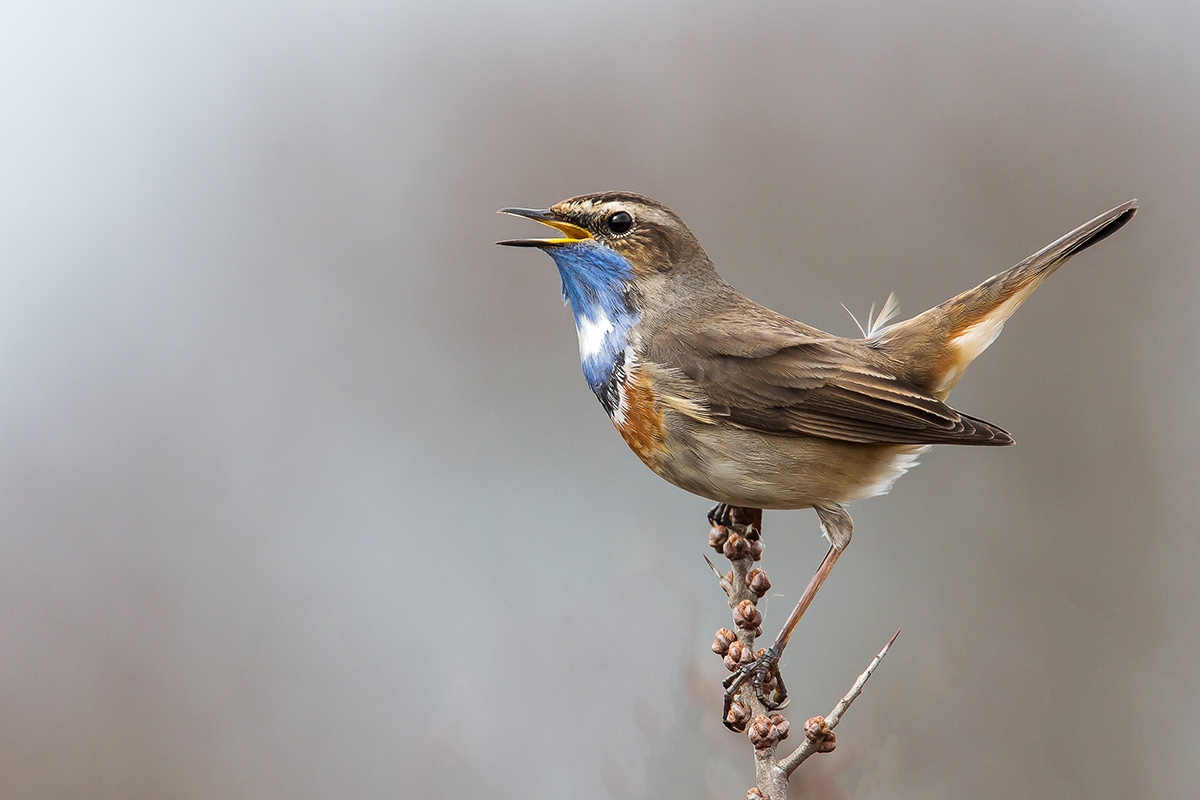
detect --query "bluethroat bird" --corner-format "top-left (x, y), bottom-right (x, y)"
top-left (497, 192), bottom-right (1137, 712)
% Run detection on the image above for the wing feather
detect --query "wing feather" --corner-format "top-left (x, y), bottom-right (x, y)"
top-left (650, 320), bottom-right (1012, 446)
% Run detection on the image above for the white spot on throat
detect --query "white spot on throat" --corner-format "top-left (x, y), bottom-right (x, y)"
top-left (576, 308), bottom-right (615, 360)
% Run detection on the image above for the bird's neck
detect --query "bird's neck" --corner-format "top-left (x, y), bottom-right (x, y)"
top-left (547, 243), bottom-right (641, 412)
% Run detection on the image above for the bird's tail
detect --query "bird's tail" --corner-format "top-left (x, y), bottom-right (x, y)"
top-left (874, 199), bottom-right (1138, 398)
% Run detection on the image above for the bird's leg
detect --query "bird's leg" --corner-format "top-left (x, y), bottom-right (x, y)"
top-left (723, 504), bottom-right (852, 711)
top-left (724, 544), bottom-right (844, 710)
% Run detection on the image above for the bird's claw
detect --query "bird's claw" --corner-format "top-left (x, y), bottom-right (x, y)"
top-left (721, 648), bottom-right (788, 729)
top-left (708, 504), bottom-right (758, 532)
top-left (708, 503), bottom-right (733, 527)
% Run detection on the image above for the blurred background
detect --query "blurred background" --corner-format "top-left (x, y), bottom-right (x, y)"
top-left (1, 1), bottom-right (1196, 798)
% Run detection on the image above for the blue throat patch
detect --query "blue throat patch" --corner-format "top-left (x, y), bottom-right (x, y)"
top-left (543, 241), bottom-right (640, 410)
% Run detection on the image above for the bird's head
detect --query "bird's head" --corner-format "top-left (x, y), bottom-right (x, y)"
top-left (497, 192), bottom-right (712, 311)
top-left (497, 192), bottom-right (707, 274)
top-left (497, 192), bottom-right (712, 396)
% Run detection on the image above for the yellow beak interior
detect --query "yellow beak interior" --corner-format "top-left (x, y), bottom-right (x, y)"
top-left (534, 218), bottom-right (592, 244)
top-left (496, 207), bottom-right (593, 247)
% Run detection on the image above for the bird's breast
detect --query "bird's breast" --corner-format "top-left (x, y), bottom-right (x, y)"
top-left (607, 349), bottom-right (668, 467)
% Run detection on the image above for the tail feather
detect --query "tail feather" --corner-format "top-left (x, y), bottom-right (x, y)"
top-left (876, 200), bottom-right (1138, 397)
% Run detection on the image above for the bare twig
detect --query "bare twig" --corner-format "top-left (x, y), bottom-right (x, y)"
top-left (777, 629), bottom-right (900, 775)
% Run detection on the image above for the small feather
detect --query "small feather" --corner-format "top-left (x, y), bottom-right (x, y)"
top-left (867, 292), bottom-right (900, 337)
top-left (840, 303), bottom-right (868, 338)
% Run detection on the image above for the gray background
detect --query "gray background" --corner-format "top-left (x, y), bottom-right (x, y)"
top-left (2, 1), bottom-right (1196, 798)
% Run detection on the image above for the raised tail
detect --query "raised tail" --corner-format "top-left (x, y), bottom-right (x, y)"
top-left (875, 199), bottom-right (1138, 398)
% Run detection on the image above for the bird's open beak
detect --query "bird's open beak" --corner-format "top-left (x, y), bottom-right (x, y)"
top-left (496, 207), bottom-right (592, 247)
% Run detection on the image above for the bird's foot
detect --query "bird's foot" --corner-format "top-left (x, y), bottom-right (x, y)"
top-left (708, 503), bottom-right (733, 527)
top-left (722, 645), bottom-right (788, 729)
top-left (708, 504), bottom-right (759, 533)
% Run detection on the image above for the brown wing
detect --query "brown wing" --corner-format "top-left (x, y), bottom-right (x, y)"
top-left (651, 318), bottom-right (1013, 446)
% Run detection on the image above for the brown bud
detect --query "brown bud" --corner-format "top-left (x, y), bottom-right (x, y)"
top-left (729, 506), bottom-right (753, 527)
top-left (724, 640), bottom-right (751, 671)
top-left (747, 568), bottom-right (771, 597)
top-left (734, 599), bottom-right (762, 631)
top-left (709, 525), bottom-right (729, 551)
top-left (804, 716), bottom-right (835, 751)
top-left (749, 714), bottom-right (785, 750)
top-left (712, 628), bottom-right (736, 655)
top-left (726, 700), bottom-right (751, 731)
top-left (748, 716), bottom-right (772, 749)
top-left (749, 712), bottom-right (791, 750)
top-left (723, 532), bottom-right (749, 560)
top-left (747, 538), bottom-right (764, 561)
top-left (746, 789), bottom-right (767, 800)
top-left (768, 713), bottom-right (789, 741)
top-left (720, 642), bottom-right (739, 671)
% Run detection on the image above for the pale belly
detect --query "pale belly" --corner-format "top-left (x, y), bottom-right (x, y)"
top-left (641, 412), bottom-right (929, 510)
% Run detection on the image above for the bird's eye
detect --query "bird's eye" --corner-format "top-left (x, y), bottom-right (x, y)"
top-left (606, 210), bottom-right (633, 235)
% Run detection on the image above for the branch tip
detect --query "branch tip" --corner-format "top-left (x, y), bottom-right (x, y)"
top-left (777, 633), bottom-right (898, 775)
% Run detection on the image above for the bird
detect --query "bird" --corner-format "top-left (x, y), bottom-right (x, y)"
top-left (497, 192), bottom-right (1137, 712)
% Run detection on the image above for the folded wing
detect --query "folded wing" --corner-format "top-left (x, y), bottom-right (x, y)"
top-left (653, 320), bottom-right (1012, 446)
